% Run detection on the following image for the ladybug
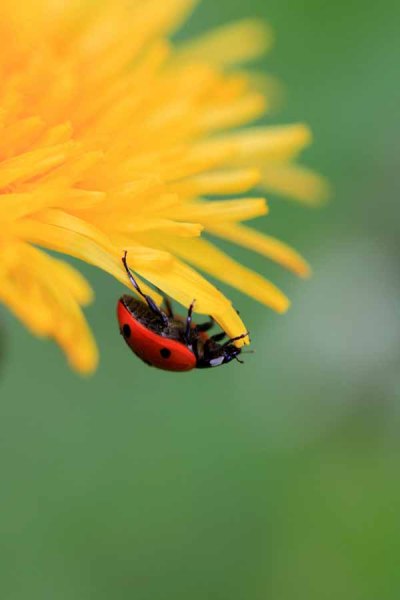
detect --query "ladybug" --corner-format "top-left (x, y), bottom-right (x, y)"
top-left (117, 251), bottom-right (249, 371)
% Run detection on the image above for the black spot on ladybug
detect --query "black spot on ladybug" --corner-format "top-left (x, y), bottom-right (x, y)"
top-left (122, 324), bottom-right (131, 338)
top-left (160, 348), bottom-right (171, 359)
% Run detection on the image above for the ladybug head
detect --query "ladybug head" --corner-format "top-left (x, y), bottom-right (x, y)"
top-left (196, 341), bottom-right (244, 368)
top-left (221, 343), bottom-right (243, 364)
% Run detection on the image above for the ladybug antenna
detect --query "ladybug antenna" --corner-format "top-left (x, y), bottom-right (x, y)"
top-left (121, 251), bottom-right (169, 326)
top-left (234, 356), bottom-right (245, 364)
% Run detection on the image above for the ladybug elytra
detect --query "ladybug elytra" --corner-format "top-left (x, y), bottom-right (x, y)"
top-left (117, 252), bottom-right (249, 371)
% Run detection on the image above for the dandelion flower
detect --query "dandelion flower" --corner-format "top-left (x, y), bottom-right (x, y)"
top-left (0, 0), bottom-right (327, 373)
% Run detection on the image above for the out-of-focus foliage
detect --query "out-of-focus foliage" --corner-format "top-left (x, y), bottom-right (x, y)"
top-left (0, 1), bottom-right (399, 599)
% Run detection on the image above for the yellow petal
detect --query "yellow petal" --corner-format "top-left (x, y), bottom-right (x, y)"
top-left (237, 71), bottom-right (285, 112)
top-left (39, 150), bottom-right (105, 187)
top-left (24, 247), bottom-right (95, 306)
top-left (0, 116), bottom-right (44, 158)
top-left (39, 122), bottom-right (73, 146)
top-left (13, 219), bottom-right (162, 303)
top-left (216, 124), bottom-right (312, 164)
top-left (117, 244), bottom-right (173, 270)
top-left (94, 215), bottom-right (203, 238)
top-left (0, 142), bottom-right (75, 189)
top-left (0, 276), bottom-right (53, 336)
top-left (199, 92), bottom-right (267, 131)
top-left (0, 243), bottom-right (98, 373)
top-left (35, 209), bottom-right (116, 253)
top-left (0, 189), bottom-right (75, 222)
top-left (260, 163), bottom-right (330, 205)
top-left (208, 222), bottom-right (311, 277)
top-left (174, 19), bottom-right (273, 67)
top-left (160, 236), bottom-right (290, 313)
top-left (173, 198), bottom-right (268, 224)
top-left (171, 168), bottom-right (261, 196)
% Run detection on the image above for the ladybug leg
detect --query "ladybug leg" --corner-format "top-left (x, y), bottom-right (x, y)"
top-left (208, 331), bottom-right (226, 343)
top-left (185, 300), bottom-right (196, 343)
top-left (196, 316), bottom-right (215, 333)
top-left (122, 252), bottom-right (168, 326)
top-left (202, 331), bottom-right (227, 356)
top-left (222, 332), bottom-right (249, 347)
top-left (191, 337), bottom-right (200, 361)
top-left (154, 285), bottom-right (174, 318)
top-left (163, 296), bottom-right (174, 319)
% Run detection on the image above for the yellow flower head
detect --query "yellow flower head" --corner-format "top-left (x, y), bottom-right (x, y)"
top-left (0, 0), bottom-right (327, 373)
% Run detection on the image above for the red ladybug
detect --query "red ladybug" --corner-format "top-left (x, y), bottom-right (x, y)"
top-left (117, 252), bottom-right (249, 371)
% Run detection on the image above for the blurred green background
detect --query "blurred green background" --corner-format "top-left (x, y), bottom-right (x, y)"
top-left (1, 1), bottom-right (400, 598)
